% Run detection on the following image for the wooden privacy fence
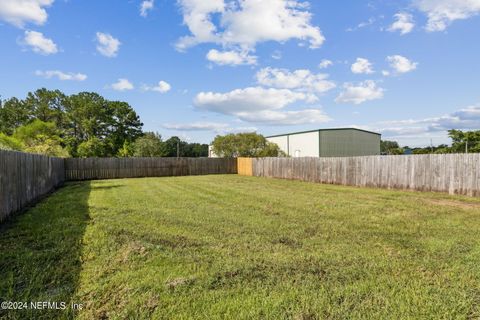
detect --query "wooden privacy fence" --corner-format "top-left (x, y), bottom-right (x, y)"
top-left (237, 157), bottom-right (253, 176)
top-left (0, 150), bottom-right (65, 222)
top-left (1, 153), bottom-right (236, 222)
top-left (65, 157), bottom-right (237, 180)
top-left (252, 154), bottom-right (480, 196)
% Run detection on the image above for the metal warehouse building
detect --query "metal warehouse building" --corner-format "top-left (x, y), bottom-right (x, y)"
top-left (266, 128), bottom-right (381, 157)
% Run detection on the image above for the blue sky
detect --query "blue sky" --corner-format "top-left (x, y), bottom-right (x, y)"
top-left (1, 0), bottom-right (479, 147)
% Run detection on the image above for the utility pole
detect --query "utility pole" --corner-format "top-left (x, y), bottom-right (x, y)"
top-left (466, 139), bottom-right (468, 154)
top-left (430, 139), bottom-right (433, 153)
top-left (177, 140), bottom-right (180, 158)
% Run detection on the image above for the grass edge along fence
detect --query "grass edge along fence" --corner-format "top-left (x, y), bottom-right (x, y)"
top-left (0, 150), bottom-right (65, 222)
top-left (1, 152), bottom-right (237, 222)
top-left (238, 154), bottom-right (480, 196)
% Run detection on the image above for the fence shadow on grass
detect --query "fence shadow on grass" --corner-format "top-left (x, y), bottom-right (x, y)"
top-left (0, 181), bottom-right (91, 320)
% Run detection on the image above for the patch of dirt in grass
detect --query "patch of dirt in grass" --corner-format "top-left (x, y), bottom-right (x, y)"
top-left (262, 203), bottom-right (281, 216)
top-left (293, 312), bottom-right (318, 320)
top-left (426, 199), bottom-right (480, 210)
top-left (117, 241), bottom-right (147, 263)
top-left (272, 236), bottom-right (302, 248)
top-left (208, 266), bottom-right (269, 289)
top-left (165, 277), bottom-right (195, 290)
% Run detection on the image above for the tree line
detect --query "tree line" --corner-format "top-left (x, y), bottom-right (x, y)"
top-left (0, 89), bottom-right (208, 158)
top-left (381, 129), bottom-right (480, 155)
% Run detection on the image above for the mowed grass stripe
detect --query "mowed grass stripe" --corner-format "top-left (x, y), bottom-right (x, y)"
top-left (1, 175), bottom-right (480, 319)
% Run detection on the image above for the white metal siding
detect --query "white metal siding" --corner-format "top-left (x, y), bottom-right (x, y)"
top-left (267, 136), bottom-right (288, 155)
top-left (288, 131), bottom-right (319, 157)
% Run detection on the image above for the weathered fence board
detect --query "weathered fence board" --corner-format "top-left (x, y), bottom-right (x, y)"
top-left (0, 150), bottom-right (65, 222)
top-left (252, 154), bottom-right (480, 196)
top-left (64, 157), bottom-right (237, 180)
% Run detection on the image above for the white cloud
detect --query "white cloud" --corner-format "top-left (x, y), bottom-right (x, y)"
top-left (318, 59), bottom-right (333, 69)
top-left (256, 67), bottom-right (336, 94)
top-left (237, 109), bottom-right (331, 125)
top-left (346, 17), bottom-right (375, 32)
top-left (176, 0), bottom-right (324, 51)
top-left (193, 86), bottom-right (329, 125)
top-left (271, 50), bottom-right (282, 60)
top-left (206, 49), bottom-right (257, 66)
top-left (140, 0), bottom-right (154, 17)
top-left (387, 55), bottom-right (418, 73)
top-left (335, 80), bottom-right (384, 105)
top-left (23, 30), bottom-right (57, 55)
top-left (413, 0), bottom-right (480, 31)
top-left (351, 58), bottom-right (374, 74)
top-left (388, 12), bottom-right (415, 35)
top-left (382, 70), bottom-right (391, 76)
top-left (0, 0), bottom-right (54, 28)
top-left (111, 78), bottom-right (134, 91)
top-left (163, 122), bottom-right (259, 134)
top-left (142, 80), bottom-right (171, 93)
top-left (96, 32), bottom-right (121, 58)
top-left (35, 70), bottom-right (87, 81)
top-left (377, 104), bottom-right (480, 137)
top-left (163, 122), bottom-right (229, 131)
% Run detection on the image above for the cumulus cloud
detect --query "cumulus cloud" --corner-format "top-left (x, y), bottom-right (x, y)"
top-left (335, 80), bottom-right (384, 105)
top-left (23, 30), bottom-right (58, 55)
top-left (206, 49), bottom-right (257, 66)
top-left (387, 55), bottom-right (418, 74)
top-left (111, 78), bottom-right (134, 91)
top-left (140, 0), bottom-right (154, 17)
top-left (96, 32), bottom-right (121, 58)
top-left (318, 59), bottom-right (333, 69)
top-left (377, 104), bottom-right (480, 137)
top-left (35, 70), bottom-right (87, 81)
top-left (193, 86), bottom-right (329, 125)
top-left (142, 80), bottom-right (171, 93)
top-left (0, 0), bottom-right (54, 28)
top-left (351, 58), bottom-right (374, 74)
top-left (255, 67), bottom-right (336, 94)
top-left (413, 0), bottom-right (480, 31)
top-left (388, 12), bottom-right (415, 35)
top-left (176, 0), bottom-right (324, 51)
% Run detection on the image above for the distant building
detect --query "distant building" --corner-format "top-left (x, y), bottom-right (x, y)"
top-left (208, 145), bottom-right (219, 158)
top-left (266, 128), bottom-right (381, 157)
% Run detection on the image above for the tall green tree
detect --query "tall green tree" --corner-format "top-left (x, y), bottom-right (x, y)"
top-left (164, 136), bottom-right (187, 157)
top-left (133, 132), bottom-right (166, 157)
top-left (0, 89), bottom-right (143, 157)
top-left (0, 97), bottom-right (32, 134)
top-left (104, 101), bottom-right (143, 156)
top-left (24, 89), bottom-right (67, 126)
top-left (380, 140), bottom-right (403, 155)
top-left (211, 133), bottom-right (284, 158)
top-left (448, 129), bottom-right (480, 153)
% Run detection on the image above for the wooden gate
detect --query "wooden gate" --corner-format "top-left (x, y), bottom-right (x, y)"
top-left (237, 157), bottom-right (253, 176)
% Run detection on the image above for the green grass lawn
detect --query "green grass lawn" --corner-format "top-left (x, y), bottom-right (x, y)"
top-left (1, 175), bottom-right (480, 319)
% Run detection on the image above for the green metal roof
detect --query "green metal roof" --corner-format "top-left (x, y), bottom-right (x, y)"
top-left (265, 128), bottom-right (381, 138)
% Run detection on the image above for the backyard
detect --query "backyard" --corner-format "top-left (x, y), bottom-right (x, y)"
top-left (1, 175), bottom-right (480, 319)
